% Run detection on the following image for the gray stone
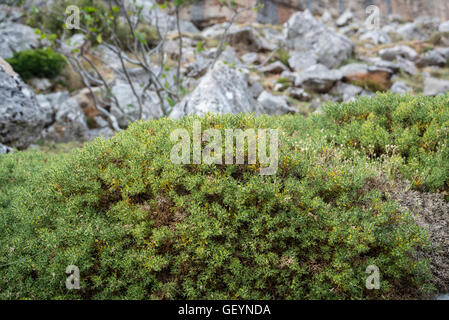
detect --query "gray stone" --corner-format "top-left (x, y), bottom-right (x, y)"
top-left (396, 56), bottom-right (418, 75)
top-left (362, 57), bottom-right (400, 74)
top-left (0, 23), bottom-right (39, 59)
top-left (39, 92), bottom-right (89, 143)
top-left (249, 81), bottom-right (264, 98)
top-left (379, 45), bottom-right (418, 62)
top-left (423, 77), bottom-right (449, 96)
top-left (257, 91), bottom-right (296, 115)
top-left (339, 63), bottom-right (369, 78)
top-left (36, 92), bottom-right (66, 127)
top-left (339, 23), bottom-right (360, 38)
top-left (259, 27), bottom-right (284, 46)
top-left (414, 16), bottom-right (440, 33)
top-left (440, 21), bottom-right (449, 33)
top-left (330, 82), bottom-right (362, 102)
top-left (111, 80), bottom-right (164, 127)
top-left (417, 50), bottom-right (447, 68)
top-left (259, 61), bottom-right (288, 74)
top-left (201, 23), bottom-right (227, 39)
top-left (134, 0), bottom-right (198, 35)
top-left (61, 33), bottom-right (86, 54)
top-left (336, 8), bottom-right (353, 27)
top-left (397, 23), bottom-right (428, 41)
top-left (288, 51), bottom-right (318, 72)
top-left (0, 58), bottom-right (45, 149)
top-left (280, 70), bottom-right (297, 83)
top-left (29, 78), bottom-right (52, 91)
top-left (88, 127), bottom-right (115, 141)
top-left (283, 10), bottom-right (354, 69)
top-left (227, 26), bottom-right (276, 52)
top-left (295, 64), bottom-right (343, 93)
top-left (287, 87), bottom-right (312, 102)
top-left (320, 10), bottom-right (334, 27)
top-left (0, 143), bottom-right (13, 155)
top-left (391, 81), bottom-right (412, 94)
top-left (359, 30), bottom-right (392, 45)
top-left (206, 46), bottom-right (241, 66)
top-left (241, 52), bottom-right (260, 65)
top-left (0, 5), bottom-right (23, 23)
top-left (256, 0), bottom-right (279, 25)
top-left (435, 47), bottom-right (449, 60)
top-left (170, 62), bottom-right (261, 118)
top-left (185, 55), bottom-right (212, 78)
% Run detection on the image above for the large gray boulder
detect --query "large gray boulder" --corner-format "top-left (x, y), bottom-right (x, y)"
top-left (0, 23), bottom-right (39, 59)
top-left (0, 58), bottom-right (45, 149)
top-left (283, 10), bottom-right (354, 69)
top-left (423, 77), bottom-right (449, 96)
top-left (170, 62), bottom-right (261, 118)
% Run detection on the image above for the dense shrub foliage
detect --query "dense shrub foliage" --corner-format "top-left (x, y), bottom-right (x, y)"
top-left (320, 94), bottom-right (449, 194)
top-left (2, 93), bottom-right (447, 299)
top-left (6, 48), bottom-right (67, 80)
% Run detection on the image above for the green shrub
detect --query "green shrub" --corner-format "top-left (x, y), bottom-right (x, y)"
top-left (320, 93), bottom-right (449, 193)
top-left (0, 103), bottom-right (434, 299)
top-left (6, 48), bottom-right (67, 80)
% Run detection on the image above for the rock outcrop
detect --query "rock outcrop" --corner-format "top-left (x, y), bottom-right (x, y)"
top-left (283, 10), bottom-right (354, 69)
top-left (170, 62), bottom-right (261, 118)
top-left (0, 23), bottom-right (39, 59)
top-left (0, 58), bottom-right (45, 149)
